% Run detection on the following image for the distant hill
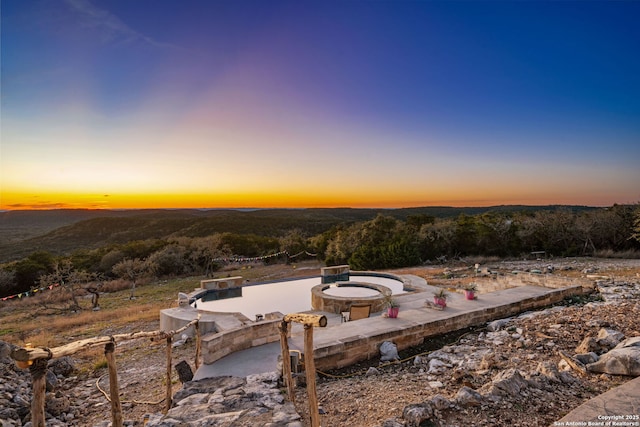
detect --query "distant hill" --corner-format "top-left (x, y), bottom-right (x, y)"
top-left (0, 205), bottom-right (595, 263)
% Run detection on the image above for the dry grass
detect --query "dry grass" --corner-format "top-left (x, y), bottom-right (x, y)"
top-left (1, 260), bottom-right (324, 407)
top-left (0, 261), bottom-right (323, 348)
top-left (593, 249), bottom-right (640, 259)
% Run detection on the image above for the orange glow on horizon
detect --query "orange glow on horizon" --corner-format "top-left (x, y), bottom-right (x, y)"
top-left (0, 188), bottom-right (626, 211)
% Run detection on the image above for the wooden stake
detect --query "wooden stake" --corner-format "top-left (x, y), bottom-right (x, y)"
top-left (194, 317), bottom-right (201, 370)
top-left (279, 320), bottom-right (295, 403)
top-left (165, 336), bottom-right (173, 413)
top-left (558, 350), bottom-right (587, 376)
top-left (304, 324), bottom-right (320, 427)
top-left (104, 341), bottom-right (123, 427)
top-left (29, 358), bottom-right (48, 427)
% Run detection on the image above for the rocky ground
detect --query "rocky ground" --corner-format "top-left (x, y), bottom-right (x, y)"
top-left (1, 258), bottom-right (639, 427)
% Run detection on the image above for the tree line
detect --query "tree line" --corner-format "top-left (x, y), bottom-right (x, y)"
top-left (1, 204), bottom-right (639, 300)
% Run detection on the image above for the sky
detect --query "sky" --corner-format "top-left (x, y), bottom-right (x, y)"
top-left (1, 0), bottom-right (639, 210)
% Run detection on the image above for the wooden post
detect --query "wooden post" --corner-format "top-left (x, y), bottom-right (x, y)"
top-left (104, 341), bottom-right (123, 427)
top-left (165, 336), bottom-right (172, 412)
top-left (29, 358), bottom-right (48, 427)
top-left (194, 318), bottom-right (201, 370)
top-left (279, 320), bottom-right (295, 403)
top-left (278, 312), bottom-right (327, 425)
top-left (304, 324), bottom-right (320, 427)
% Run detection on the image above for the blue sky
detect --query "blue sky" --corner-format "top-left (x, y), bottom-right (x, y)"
top-left (2, 0), bottom-right (639, 209)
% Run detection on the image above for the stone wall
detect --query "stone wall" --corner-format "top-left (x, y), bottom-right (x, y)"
top-left (311, 282), bottom-right (391, 314)
top-left (201, 315), bottom-right (283, 365)
top-left (304, 285), bottom-right (586, 371)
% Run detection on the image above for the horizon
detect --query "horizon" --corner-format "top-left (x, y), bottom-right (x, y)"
top-left (0, 202), bottom-right (614, 214)
top-left (2, 1), bottom-right (639, 210)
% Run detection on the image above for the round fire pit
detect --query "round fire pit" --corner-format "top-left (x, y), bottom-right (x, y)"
top-left (311, 281), bottom-right (392, 314)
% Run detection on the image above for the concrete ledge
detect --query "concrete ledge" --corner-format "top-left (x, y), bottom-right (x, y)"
top-left (552, 375), bottom-right (640, 426)
top-left (159, 307), bottom-right (219, 336)
top-left (200, 276), bottom-right (244, 290)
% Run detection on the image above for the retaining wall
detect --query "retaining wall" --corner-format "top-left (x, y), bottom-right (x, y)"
top-left (201, 313), bottom-right (283, 365)
top-left (299, 284), bottom-right (587, 371)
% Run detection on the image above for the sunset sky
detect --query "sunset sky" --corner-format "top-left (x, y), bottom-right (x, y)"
top-left (2, 0), bottom-right (639, 210)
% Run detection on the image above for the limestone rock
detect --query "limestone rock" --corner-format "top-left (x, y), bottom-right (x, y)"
top-left (586, 337), bottom-right (640, 376)
top-left (366, 367), bottom-right (380, 376)
top-left (380, 341), bottom-right (399, 362)
top-left (575, 336), bottom-right (601, 354)
top-left (402, 402), bottom-right (433, 427)
top-left (45, 394), bottom-right (70, 417)
top-left (381, 419), bottom-right (404, 427)
top-left (455, 386), bottom-right (483, 406)
top-left (427, 358), bottom-right (451, 374)
top-left (430, 394), bottom-right (451, 410)
top-left (536, 361), bottom-right (561, 382)
top-left (596, 328), bottom-right (625, 350)
top-left (487, 319), bottom-right (510, 332)
top-left (48, 357), bottom-right (75, 377)
top-left (145, 372), bottom-right (301, 426)
top-left (483, 368), bottom-right (529, 397)
top-left (574, 352), bottom-right (599, 365)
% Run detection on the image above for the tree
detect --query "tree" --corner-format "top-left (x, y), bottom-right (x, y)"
top-left (99, 249), bottom-right (127, 274)
top-left (418, 218), bottom-right (457, 259)
top-left (453, 214), bottom-right (479, 256)
top-left (112, 258), bottom-right (148, 299)
top-left (11, 251), bottom-right (55, 296)
top-left (279, 229), bottom-right (309, 263)
top-left (169, 235), bottom-right (231, 276)
top-left (0, 269), bottom-right (16, 297)
top-left (631, 205), bottom-right (640, 244)
top-left (39, 260), bottom-right (94, 311)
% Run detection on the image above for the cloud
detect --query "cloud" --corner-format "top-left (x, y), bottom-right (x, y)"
top-left (63, 0), bottom-right (176, 49)
top-left (7, 202), bottom-right (73, 209)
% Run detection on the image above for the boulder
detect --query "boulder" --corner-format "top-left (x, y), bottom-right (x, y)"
top-left (48, 356), bottom-right (75, 377)
top-left (402, 402), bottom-right (433, 427)
top-left (379, 341), bottom-right (399, 362)
top-left (430, 394), bottom-right (451, 410)
top-left (483, 368), bottom-right (529, 396)
top-left (586, 337), bottom-right (640, 376)
top-left (536, 361), bottom-right (561, 382)
top-left (455, 386), bottom-right (483, 406)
